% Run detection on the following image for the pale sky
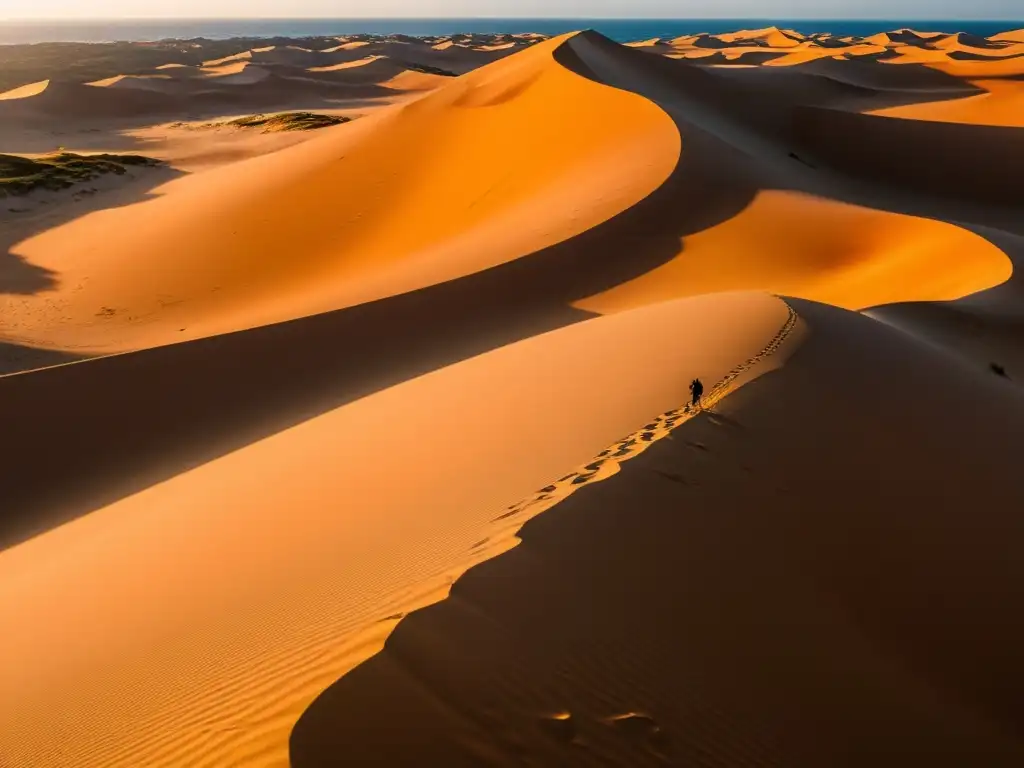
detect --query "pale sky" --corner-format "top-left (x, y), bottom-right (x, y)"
top-left (0, 0), bottom-right (1017, 20)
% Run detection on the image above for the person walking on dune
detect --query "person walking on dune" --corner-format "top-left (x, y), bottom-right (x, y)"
top-left (689, 377), bottom-right (704, 408)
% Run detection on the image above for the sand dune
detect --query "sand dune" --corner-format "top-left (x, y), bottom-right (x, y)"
top-left (0, 79), bottom-right (50, 100)
top-left (715, 26), bottom-right (804, 48)
top-left (577, 190), bottom-right (1010, 313)
top-left (291, 299), bottom-right (1024, 766)
top-left (992, 28), bottom-right (1024, 43)
top-left (0, 34), bottom-right (678, 353)
top-left (87, 73), bottom-right (181, 91)
top-left (3, 22), bottom-right (1024, 768)
top-left (871, 78), bottom-right (1024, 126)
top-left (1, 80), bottom-right (180, 118)
top-left (0, 292), bottom-right (796, 768)
top-left (202, 50), bottom-right (253, 67)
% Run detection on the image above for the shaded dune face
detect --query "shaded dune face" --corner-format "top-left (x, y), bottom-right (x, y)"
top-left (289, 31), bottom-right (1024, 768)
top-left (3, 25), bottom-right (1024, 768)
top-left (3, 30), bottom-right (1018, 358)
top-left (1, 35), bottom-right (680, 353)
top-left (556, 32), bottom-right (1012, 312)
top-left (291, 301), bottom-right (1024, 768)
top-left (0, 292), bottom-right (798, 768)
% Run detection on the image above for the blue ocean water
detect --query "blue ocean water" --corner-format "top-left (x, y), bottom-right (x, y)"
top-left (0, 18), bottom-right (1021, 46)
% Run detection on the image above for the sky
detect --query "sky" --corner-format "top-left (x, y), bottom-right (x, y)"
top-left (0, 0), bottom-right (1018, 20)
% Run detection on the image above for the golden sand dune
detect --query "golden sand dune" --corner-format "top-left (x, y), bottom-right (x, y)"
top-left (0, 79), bottom-right (176, 118)
top-left (0, 292), bottom-right (796, 768)
top-left (715, 26), bottom-right (805, 48)
top-left (3, 23), bottom-right (1024, 768)
top-left (199, 61), bottom-right (273, 85)
top-left (302, 55), bottom-right (444, 87)
top-left (87, 73), bottom-right (180, 91)
top-left (202, 50), bottom-right (253, 67)
top-left (0, 35), bottom-right (678, 353)
top-left (992, 28), bottom-right (1024, 43)
top-left (577, 190), bottom-right (1009, 313)
top-left (307, 54), bottom-right (387, 71)
top-left (0, 79), bottom-right (50, 100)
top-left (871, 77), bottom-right (1024, 126)
top-left (290, 300), bottom-right (1024, 767)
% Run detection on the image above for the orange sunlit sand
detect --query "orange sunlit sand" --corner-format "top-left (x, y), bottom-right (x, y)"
top-left (3, 22), bottom-right (1024, 768)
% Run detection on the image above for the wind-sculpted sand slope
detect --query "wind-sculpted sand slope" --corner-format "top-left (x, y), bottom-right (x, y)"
top-left (4, 24), bottom-right (1024, 768)
top-left (5, 31), bottom-right (1019, 366)
top-left (0, 34), bottom-right (679, 355)
top-left (291, 300), bottom-right (1024, 767)
top-left (0, 292), bottom-right (796, 768)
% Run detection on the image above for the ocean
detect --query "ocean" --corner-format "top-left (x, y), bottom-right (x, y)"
top-left (0, 18), bottom-right (1021, 45)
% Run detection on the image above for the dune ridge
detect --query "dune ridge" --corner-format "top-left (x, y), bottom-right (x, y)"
top-left (292, 299), bottom-right (1024, 767)
top-left (0, 292), bottom-right (798, 768)
top-left (2, 21), bottom-right (1024, 768)
top-left (1, 34), bottom-right (680, 353)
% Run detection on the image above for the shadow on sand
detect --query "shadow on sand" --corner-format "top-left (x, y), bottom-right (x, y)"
top-left (0, 161), bottom-right (186, 296)
top-left (0, 98), bottom-right (761, 549)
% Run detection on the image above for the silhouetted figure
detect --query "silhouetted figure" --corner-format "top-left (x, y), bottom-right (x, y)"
top-left (689, 378), bottom-right (704, 407)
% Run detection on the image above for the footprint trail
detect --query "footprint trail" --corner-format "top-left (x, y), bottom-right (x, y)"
top-left (493, 303), bottom-right (799, 525)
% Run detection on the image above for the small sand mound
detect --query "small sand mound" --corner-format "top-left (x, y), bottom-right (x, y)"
top-left (0, 79), bottom-right (49, 100)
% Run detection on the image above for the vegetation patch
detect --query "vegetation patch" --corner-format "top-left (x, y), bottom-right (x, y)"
top-left (402, 62), bottom-right (458, 77)
top-left (226, 111), bottom-right (351, 132)
top-left (0, 152), bottom-right (162, 197)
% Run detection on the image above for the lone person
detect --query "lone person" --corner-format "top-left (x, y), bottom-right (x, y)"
top-left (689, 377), bottom-right (704, 408)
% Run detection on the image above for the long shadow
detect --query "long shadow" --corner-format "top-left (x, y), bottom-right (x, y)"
top-left (704, 59), bottom-right (989, 112)
top-left (565, 33), bottom-right (1024, 223)
top-left (0, 35), bottom-right (420, 93)
top-left (0, 162), bottom-right (185, 296)
top-left (0, 251), bottom-right (56, 294)
top-left (581, 34), bottom-right (1024, 378)
top-left (0, 90), bottom-right (759, 549)
top-left (0, 80), bottom-right (401, 142)
top-left (789, 104), bottom-right (1024, 210)
top-left (0, 342), bottom-right (81, 374)
top-left (290, 301), bottom-right (1024, 767)
top-left (2, 95), bottom-right (393, 156)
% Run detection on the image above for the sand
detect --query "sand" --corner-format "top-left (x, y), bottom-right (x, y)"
top-left (0, 35), bottom-right (678, 354)
top-left (1, 292), bottom-right (797, 767)
top-left (291, 300), bottom-right (1024, 767)
top-left (3, 22), bottom-right (1024, 768)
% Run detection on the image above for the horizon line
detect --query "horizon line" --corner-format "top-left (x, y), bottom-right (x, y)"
top-left (3, 15), bottom-right (1023, 22)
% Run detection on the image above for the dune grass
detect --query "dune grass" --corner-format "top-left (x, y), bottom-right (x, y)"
top-left (402, 62), bottom-right (458, 77)
top-left (0, 152), bottom-right (162, 197)
top-left (226, 112), bottom-right (352, 132)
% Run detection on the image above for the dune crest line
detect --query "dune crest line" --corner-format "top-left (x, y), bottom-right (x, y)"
top-left (493, 301), bottom-right (799, 527)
